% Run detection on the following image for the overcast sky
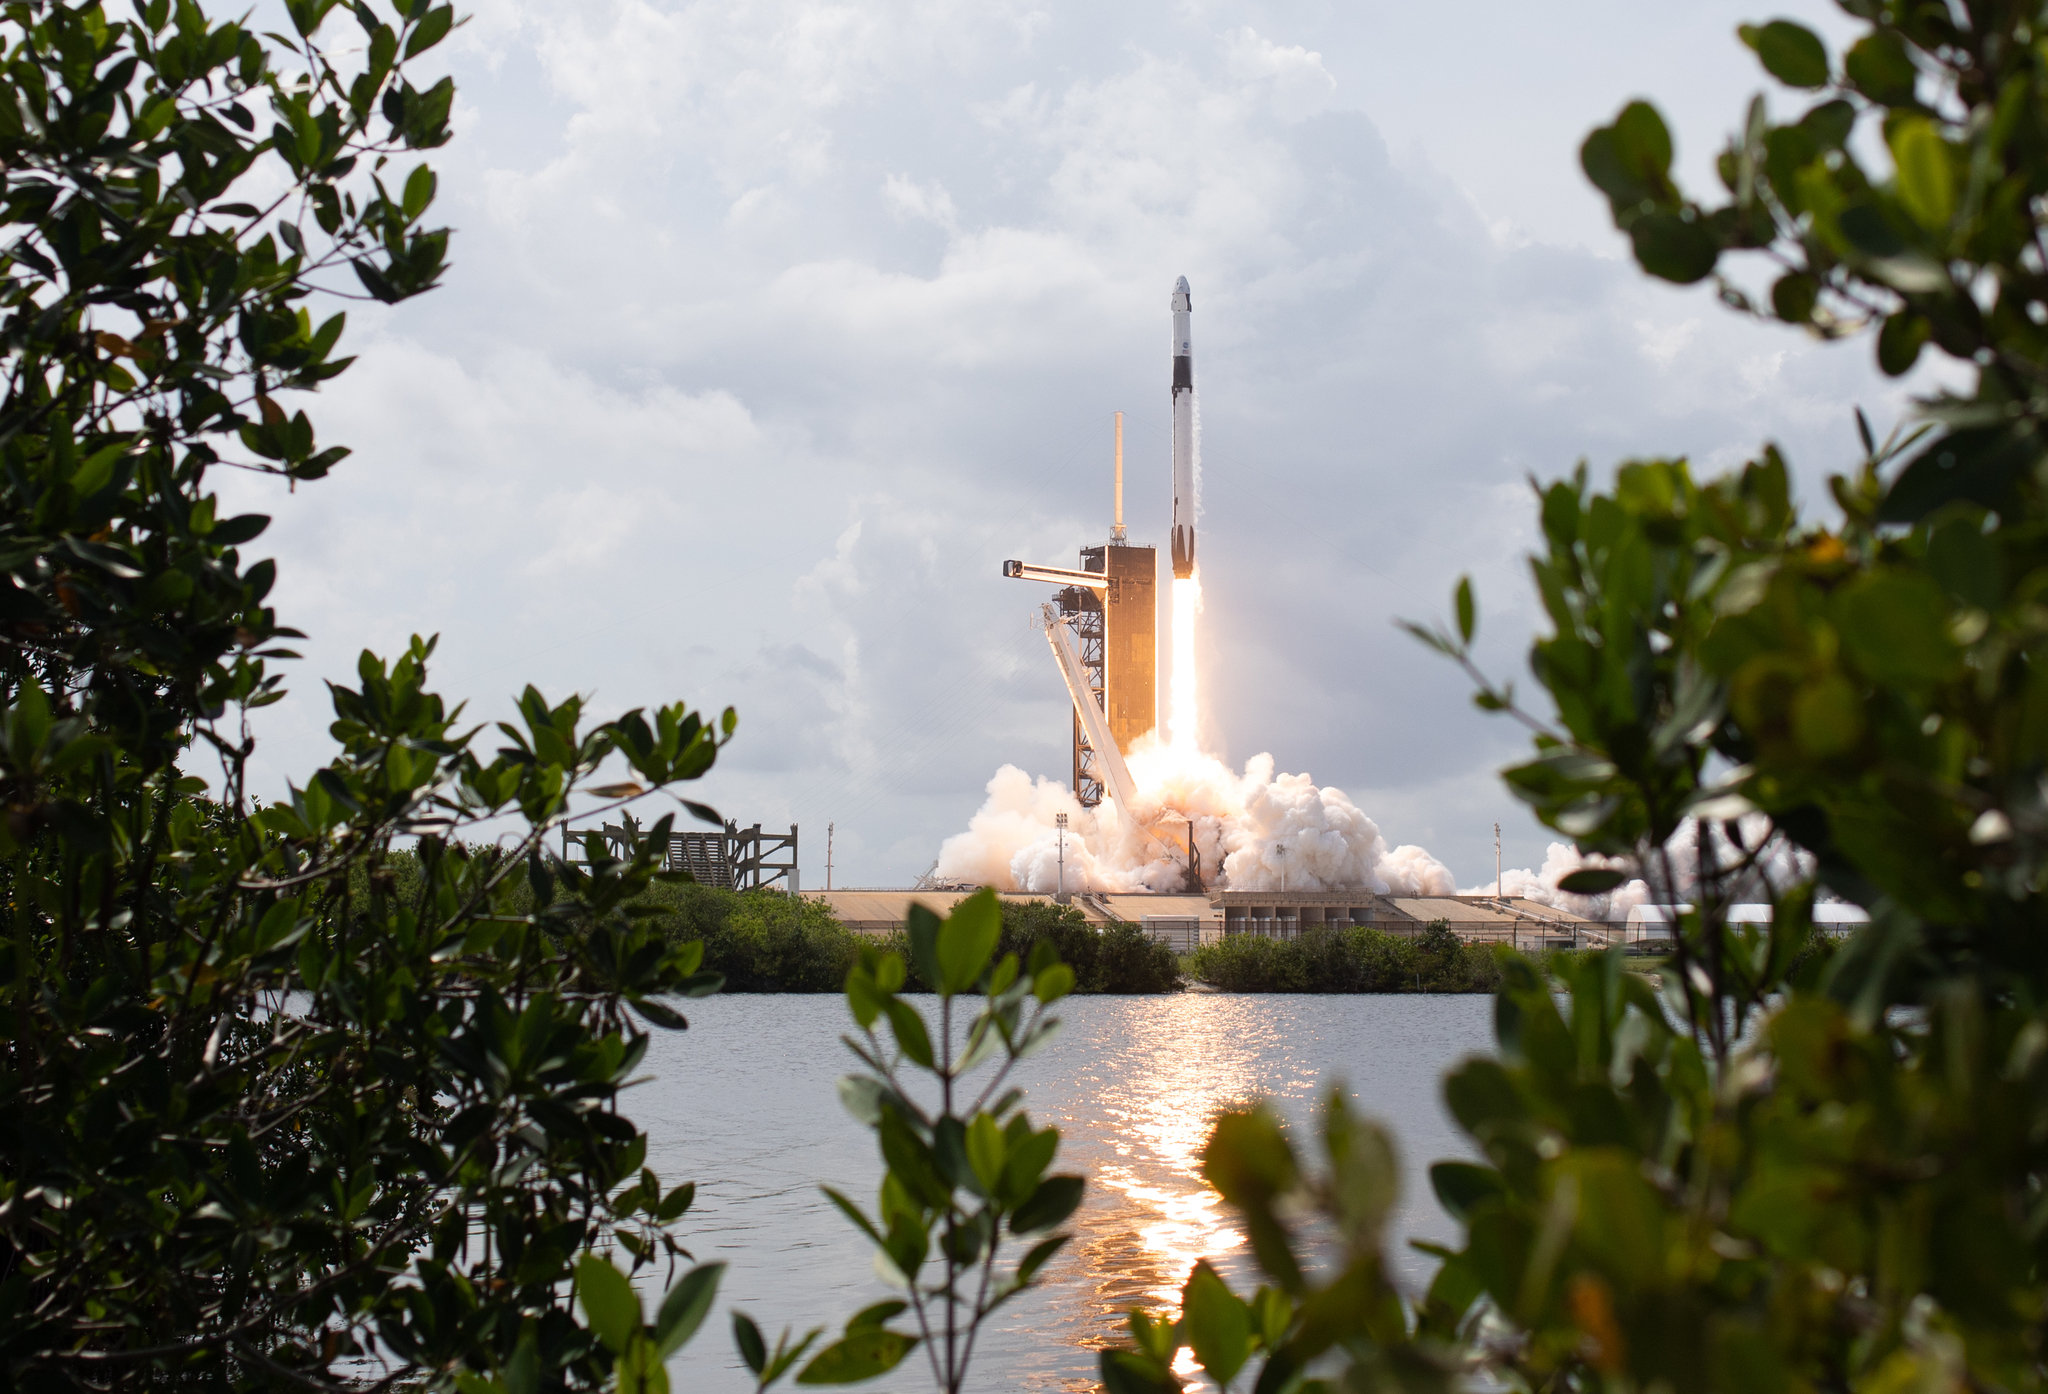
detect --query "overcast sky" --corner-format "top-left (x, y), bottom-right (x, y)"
top-left (222, 0), bottom-right (1913, 888)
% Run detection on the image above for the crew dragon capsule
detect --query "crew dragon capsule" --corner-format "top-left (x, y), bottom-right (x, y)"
top-left (1169, 276), bottom-right (1196, 580)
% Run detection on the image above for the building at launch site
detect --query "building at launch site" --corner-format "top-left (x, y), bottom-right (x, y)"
top-left (804, 887), bottom-right (1638, 953)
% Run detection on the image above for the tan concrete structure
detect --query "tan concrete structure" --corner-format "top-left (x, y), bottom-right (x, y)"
top-left (1212, 891), bottom-right (1608, 948)
top-left (809, 888), bottom-right (1617, 951)
top-left (1096, 543), bottom-right (1156, 755)
top-left (806, 889), bottom-right (1220, 944)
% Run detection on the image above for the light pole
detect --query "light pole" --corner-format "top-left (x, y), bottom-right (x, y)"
top-left (1494, 821), bottom-right (1501, 900)
top-left (1055, 813), bottom-right (1069, 904)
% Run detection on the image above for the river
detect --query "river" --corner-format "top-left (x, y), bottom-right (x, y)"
top-left (637, 992), bottom-right (1496, 1390)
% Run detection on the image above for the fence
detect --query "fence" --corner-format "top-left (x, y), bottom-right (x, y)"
top-left (1222, 918), bottom-right (1671, 952)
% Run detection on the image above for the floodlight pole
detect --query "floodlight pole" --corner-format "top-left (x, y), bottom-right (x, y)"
top-left (1056, 813), bottom-right (1069, 905)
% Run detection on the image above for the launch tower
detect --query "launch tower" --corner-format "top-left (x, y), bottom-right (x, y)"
top-left (1001, 414), bottom-right (1157, 807)
top-left (1052, 541), bottom-right (1155, 806)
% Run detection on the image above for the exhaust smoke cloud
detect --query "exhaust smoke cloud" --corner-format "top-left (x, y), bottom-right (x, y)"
top-left (933, 748), bottom-right (1457, 895)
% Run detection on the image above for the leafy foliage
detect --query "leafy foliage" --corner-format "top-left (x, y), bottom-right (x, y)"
top-left (991, 899), bottom-right (1182, 994)
top-left (0, 4), bottom-right (743, 1387)
top-left (1189, 922), bottom-right (1505, 994)
top-left (643, 883), bottom-right (868, 992)
top-left (746, 889), bottom-right (1085, 1394)
top-left (1098, 1092), bottom-right (1452, 1394)
top-left (1110, 3), bottom-right (2048, 1391)
top-left (873, 898), bottom-right (1182, 995)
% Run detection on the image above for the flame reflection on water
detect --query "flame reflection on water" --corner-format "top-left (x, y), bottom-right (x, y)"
top-left (647, 992), bottom-right (1490, 1392)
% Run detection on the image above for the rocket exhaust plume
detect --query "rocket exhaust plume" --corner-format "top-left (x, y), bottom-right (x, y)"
top-left (1169, 572), bottom-right (1199, 751)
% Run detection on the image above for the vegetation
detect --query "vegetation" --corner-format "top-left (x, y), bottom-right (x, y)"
top-left (1188, 920), bottom-right (1504, 994)
top-left (988, 899), bottom-right (1182, 995)
top-left (0, 4), bottom-right (1088, 1391)
top-left (777, 888), bottom-right (1085, 1394)
top-left (639, 883), bottom-right (866, 993)
top-left (855, 899), bottom-right (1182, 996)
top-left (0, 2), bottom-right (770, 1385)
top-left (1104, 3), bottom-right (2048, 1392)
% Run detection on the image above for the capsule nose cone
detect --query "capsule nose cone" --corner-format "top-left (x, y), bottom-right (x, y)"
top-left (1174, 275), bottom-right (1190, 293)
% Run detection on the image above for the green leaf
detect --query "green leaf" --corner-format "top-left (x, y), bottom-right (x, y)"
top-left (1770, 271), bottom-right (1818, 324)
top-left (1925, 515), bottom-right (2002, 610)
top-left (1033, 962), bottom-right (1075, 1003)
top-left (1832, 570), bottom-right (1958, 684)
top-left (966, 1113), bottom-right (1007, 1194)
top-left (846, 1301), bottom-right (907, 1331)
top-left (1881, 426), bottom-right (2044, 524)
top-left (576, 1255), bottom-right (641, 1354)
top-left (631, 996), bottom-right (689, 1030)
top-left (1846, 30), bottom-right (1917, 104)
top-left (1890, 117), bottom-right (1954, 230)
top-left (1630, 211), bottom-right (1720, 284)
top-left (506, 1326), bottom-right (540, 1394)
top-left (1099, 1348), bottom-right (1181, 1394)
top-left (937, 887), bottom-right (1001, 996)
top-left (883, 998), bottom-right (934, 1068)
top-left (1556, 868), bottom-right (1627, 895)
top-left (402, 163), bottom-right (438, 220)
top-left (734, 1313), bottom-right (767, 1375)
top-left (1877, 310), bottom-right (1931, 376)
top-left (404, 5), bottom-right (454, 57)
top-left (1613, 100), bottom-right (1673, 180)
top-left (794, 1329), bottom-right (918, 1384)
top-left (654, 1262), bottom-right (724, 1357)
top-left (1181, 1262), bottom-right (1251, 1389)
top-left (905, 902), bottom-right (944, 993)
top-left (1202, 1108), bottom-right (1299, 1207)
top-left (1012, 1173), bottom-right (1084, 1233)
top-left (1429, 1161), bottom-right (1507, 1222)
top-left (1740, 20), bottom-right (1829, 89)
top-left (1454, 575), bottom-right (1475, 645)
top-left (208, 514), bottom-right (271, 546)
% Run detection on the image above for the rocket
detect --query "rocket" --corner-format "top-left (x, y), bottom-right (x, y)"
top-left (1169, 276), bottom-right (1196, 579)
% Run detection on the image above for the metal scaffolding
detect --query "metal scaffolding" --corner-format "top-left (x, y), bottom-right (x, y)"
top-left (564, 817), bottom-right (799, 892)
top-left (1058, 567), bottom-right (1107, 808)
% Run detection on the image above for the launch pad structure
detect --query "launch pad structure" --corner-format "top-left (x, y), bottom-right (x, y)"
top-left (1054, 542), bottom-right (1155, 806)
top-left (999, 283), bottom-right (1202, 893)
top-left (1003, 410), bottom-right (1156, 808)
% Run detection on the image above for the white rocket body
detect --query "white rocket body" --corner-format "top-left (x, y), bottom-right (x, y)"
top-left (1169, 276), bottom-right (1195, 580)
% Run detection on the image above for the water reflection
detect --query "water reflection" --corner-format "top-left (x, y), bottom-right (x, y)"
top-left (650, 993), bottom-right (1492, 1391)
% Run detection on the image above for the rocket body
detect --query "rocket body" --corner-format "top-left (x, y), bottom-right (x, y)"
top-left (1169, 277), bottom-right (1196, 579)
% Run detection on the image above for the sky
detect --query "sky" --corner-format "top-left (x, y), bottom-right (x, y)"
top-left (220, 0), bottom-right (1918, 889)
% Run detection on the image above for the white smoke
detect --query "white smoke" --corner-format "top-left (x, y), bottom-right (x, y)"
top-left (1463, 816), bottom-right (1821, 920)
top-left (934, 738), bottom-right (1455, 895)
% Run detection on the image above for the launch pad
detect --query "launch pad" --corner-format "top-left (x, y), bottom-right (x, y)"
top-left (1045, 542), bottom-right (1155, 807)
top-left (1000, 278), bottom-right (1202, 892)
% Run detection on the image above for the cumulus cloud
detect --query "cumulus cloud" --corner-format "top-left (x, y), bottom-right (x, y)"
top-left (220, 0), bottom-right (1907, 887)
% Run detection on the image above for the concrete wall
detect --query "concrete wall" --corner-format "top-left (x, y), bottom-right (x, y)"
top-left (1102, 544), bottom-right (1156, 754)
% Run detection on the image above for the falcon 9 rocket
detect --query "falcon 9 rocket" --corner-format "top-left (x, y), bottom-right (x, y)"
top-left (1169, 276), bottom-right (1196, 580)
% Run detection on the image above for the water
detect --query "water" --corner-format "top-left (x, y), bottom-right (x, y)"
top-left (640, 993), bottom-right (1496, 1390)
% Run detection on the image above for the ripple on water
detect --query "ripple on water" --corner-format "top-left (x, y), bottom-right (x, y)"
top-left (645, 992), bottom-right (1494, 1391)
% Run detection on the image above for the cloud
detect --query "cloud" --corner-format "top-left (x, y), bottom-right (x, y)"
top-left (222, 0), bottom-right (1908, 886)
